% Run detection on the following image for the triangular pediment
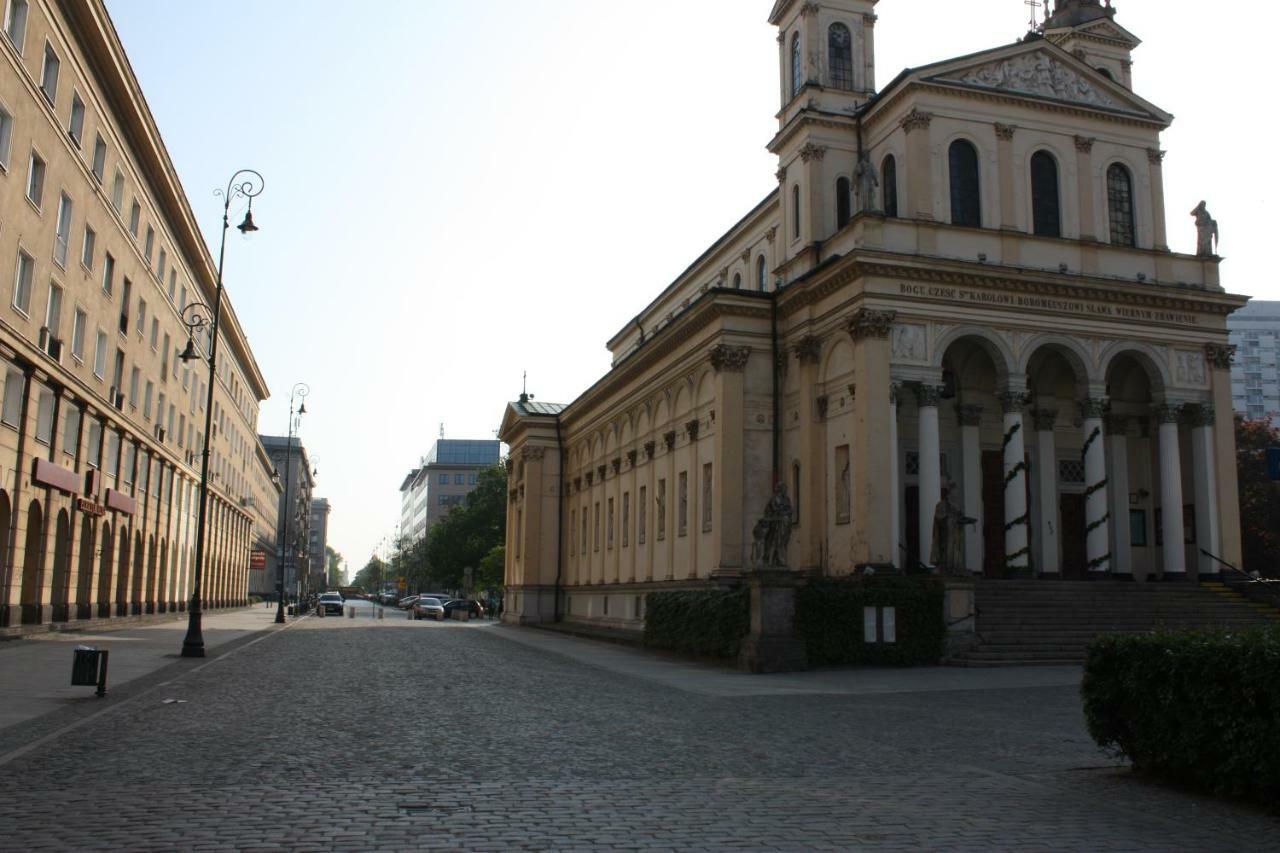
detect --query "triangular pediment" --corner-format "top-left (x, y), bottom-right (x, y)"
top-left (1060, 17), bottom-right (1141, 47)
top-left (919, 42), bottom-right (1168, 124)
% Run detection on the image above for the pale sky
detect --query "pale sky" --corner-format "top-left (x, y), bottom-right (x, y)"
top-left (103, 0), bottom-right (1275, 568)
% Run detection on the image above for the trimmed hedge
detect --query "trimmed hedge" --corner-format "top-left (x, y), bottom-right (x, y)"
top-left (644, 589), bottom-right (749, 659)
top-left (796, 576), bottom-right (946, 666)
top-left (1082, 626), bottom-right (1280, 805)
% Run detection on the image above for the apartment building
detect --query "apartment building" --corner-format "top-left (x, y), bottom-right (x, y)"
top-left (0, 0), bottom-right (274, 626)
top-left (1227, 301), bottom-right (1280, 428)
top-left (259, 435), bottom-right (312, 601)
top-left (398, 439), bottom-right (500, 544)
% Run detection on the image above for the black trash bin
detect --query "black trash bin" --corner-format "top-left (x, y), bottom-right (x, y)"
top-left (71, 647), bottom-right (109, 697)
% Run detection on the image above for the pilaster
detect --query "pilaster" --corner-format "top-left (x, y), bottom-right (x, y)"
top-left (847, 310), bottom-right (895, 567)
top-left (710, 345), bottom-right (749, 577)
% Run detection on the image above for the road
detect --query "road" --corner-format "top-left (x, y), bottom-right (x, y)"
top-left (0, 607), bottom-right (1275, 851)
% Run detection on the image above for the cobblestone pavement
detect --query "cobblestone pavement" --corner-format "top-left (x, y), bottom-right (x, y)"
top-left (0, 610), bottom-right (1275, 852)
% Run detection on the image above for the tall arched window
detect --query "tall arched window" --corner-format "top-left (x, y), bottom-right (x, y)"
top-left (732, 273), bottom-right (742, 290)
top-left (828, 23), bottom-right (853, 90)
top-left (882, 155), bottom-right (898, 218)
top-left (1030, 150), bottom-right (1061, 237)
top-left (948, 140), bottom-right (981, 228)
top-left (790, 33), bottom-right (802, 99)
top-left (836, 177), bottom-right (851, 228)
top-left (757, 256), bottom-right (767, 292)
top-left (792, 185), bottom-right (801, 239)
top-left (1107, 163), bottom-right (1135, 247)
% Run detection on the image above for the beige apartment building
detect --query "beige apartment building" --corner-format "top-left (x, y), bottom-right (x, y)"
top-left (0, 0), bottom-right (276, 628)
top-left (501, 0), bottom-right (1245, 628)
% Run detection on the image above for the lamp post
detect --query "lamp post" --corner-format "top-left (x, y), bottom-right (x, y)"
top-left (275, 383), bottom-right (309, 624)
top-left (180, 170), bottom-right (263, 658)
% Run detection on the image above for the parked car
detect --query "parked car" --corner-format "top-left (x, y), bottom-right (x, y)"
top-left (317, 592), bottom-right (345, 616)
top-left (398, 594), bottom-right (421, 610)
top-left (378, 593), bottom-right (399, 606)
top-left (412, 597), bottom-right (446, 621)
top-left (442, 599), bottom-right (485, 620)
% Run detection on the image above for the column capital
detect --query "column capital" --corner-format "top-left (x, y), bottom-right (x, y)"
top-left (1205, 342), bottom-right (1236, 370)
top-left (1146, 147), bottom-right (1167, 164)
top-left (1031, 408), bottom-right (1058, 431)
top-left (914, 384), bottom-right (945, 408)
top-left (685, 419), bottom-right (700, 441)
top-left (1078, 397), bottom-right (1109, 419)
top-left (1103, 414), bottom-right (1130, 435)
top-left (1074, 135), bottom-right (1096, 153)
top-left (1152, 403), bottom-right (1181, 424)
top-left (793, 335), bottom-right (822, 365)
top-left (799, 142), bottom-right (827, 162)
top-left (709, 344), bottom-right (751, 373)
top-left (847, 309), bottom-right (896, 340)
top-left (956, 404), bottom-right (983, 427)
top-left (998, 391), bottom-right (1029, 414)
top-left (889, 382), bottom-right (901, 406)
top-left (1180, 402), bottom-right (1216, 428)
top-left (899, 108), bottom-right (933, 134)
top-left (663, 430), bottom-right (677, 451)
top-left (993, 123), bottom-right (1017, 141)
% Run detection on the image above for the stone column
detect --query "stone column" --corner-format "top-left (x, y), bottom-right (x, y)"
top-left (916, 384), bottom-right (944, 568)
top-left (800, 144), bottom-right (826, 246)
top-left (999, 390), bottom-right (1030, 575)
top-left (848, 310), bottom-right (896, 567)
top-left (794, 336), bottom-right (823, 572)
top-left (889, 384), bottom-right (901, 569)
top-left (958, 404), bottom-right (984, 573)
top-left (1154, 403), bottom-right (1186, 578)
top-left (1074, 136), bottom-right (1096, 240)
top-left (1185, 403), bottom-right (1221, 578)
top-left (1081, 398), bottom-right (1111, 576)
top-left (1031, 408), bottom-right (1059, 577)
top-left (1206, 344), bottom-right (1242, 568)
top-left (900, 110), bottom-right (934, 221)
top-left (1105, 415), bottom-right (1132, 578)
top-left (994, 123), bottom-right (1017, 229)
top-left (860, 12), bottom-right (876, 93)
top-left (1147, 148), bottom-right (1168, 250)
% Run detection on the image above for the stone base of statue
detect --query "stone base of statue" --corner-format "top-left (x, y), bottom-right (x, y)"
top-left (737, 569), bottom-right (807, 674)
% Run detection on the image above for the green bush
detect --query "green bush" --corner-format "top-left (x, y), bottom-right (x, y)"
top-left (1082, 626), bottom-right (1280, 805)
top-left (796, 575), bottom-right (946, 666)
top-left (644, 589), bottom-right (749, 659)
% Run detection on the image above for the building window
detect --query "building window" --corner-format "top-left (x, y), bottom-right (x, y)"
top-left (71, 308), bottom-right (86, 361)
top-left (756, 255), bottom-right (768, 292)
top-left (86, 418), bottom-right (101, 467)
top-left (122, 443), bottom-right (135, 485)
top-left (1107, 163), bottom-right (1135, 247)
top-left (1030, 150), bottom-right (1061, 237)
top-left (948, 140), bottom-right (981, 227)
top-left (570, 508), bottom-right (577, 556)
top-left (792, 185), bottom-right (801, 239)
top-left (701, 463), bottom-right (713, 532)
top-left (128, 366), bottom-right (139, 408)
top-left (882, 155), bottom-right (898, 217)
top-left (12, 248), bottom-right (34, 315)
top-left (44, 280), bottom-right (62, 341)
top-left (143, 380), bottom-right (153, 419)
top-left (111, 171), bottom-right (124, 211)
top-left (3, 0), bottom-right (28, 53)
top-left (0, 104), bottom-right (12, 169)
top-left (580, 506), bottom-right (588, 556)
top-left (143, 226), bottom-right (154, 264)
top-left (92, 329), bottom-right (106, 378)
top-left (128, 201), bottom-right (140, 237)
top-left (68, 91), bottom-right (84, 145)
top-left (119, 278), bottom-right (131, 334)
top-left (39, 42), bottom-right (59, 104)
top-left (157, 248), bottom-right (167, 279)
top-left (836, 176), bottom-right (851, 229)
top-left (62, 406), bottom-right (79, 457)
top-left (439, 473), bottom-right (448, 485)
top-left (835, 444), bottom-right (851, 524)
top-left (607, 497), bottom-right (614, 550)
top-left (91, 135), bottom-right (106, 182)
top-left (454, 473), bottom-right (464, 485)
top-left (732, 273), bottom-right (741, 290)
top-left (1, 367), bottom-right (23, 426)
top-left (678, 471), bottom-right (688, 537)
top-left (828, 23), bottom-right (853, 90)
top-left (622, 491), bottom-right (630, 548)
top-left (656, 479), bottom-right (666, 541)
top-left (102, 252), bottom-right (114, 294)
top-left (593, 502), bottom-right (601, 552)
top-left (26, 150), bottom-right (45, 208)
top-left (468, 472), bottom-right (477, 485)
top-left (161, 332), bottom-right (170, 378)
top-left (137, 298), bottom-right (147, 338)
top-left (53, 192), bottom-right (72, 267)
top-left (81, 224), bottom-right (95, 270)
top-left (638, 485), bottom-right (646, 545)
top-left (790, 32), bottom-right (802, 99)
top-left (34, 387), bottom-right (53, 444)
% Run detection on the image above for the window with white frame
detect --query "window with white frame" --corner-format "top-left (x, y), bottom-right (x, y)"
top-left (53, 192), bottom-right (72, 267)
top-left (67, 91), bottom-right (84, 145)
top-left (34, 386), bottom-right (54, 444)
top-left (1, 367), bottom-right (24, 427)
top-left (101, 251), bottom-right (114, 294)
top-left (62, 405), bottom-right (79, 456)
top-left (0, 103), bottom-right (12, 170)
top-left (86, 418), bottom-right (101, 467)
top-left (39, 42), bottom-right (58, 104)
top-left (91, 135), bottom-right (105, 182)
top-left (104, 429), bottom-right (119, 475)
top-left (161, 332), bottom-right (170, 377)
top-left (143, 380), bottom-right (153, 419)
top-left (137, 297), bottom-right (146, 337)
top-left (44, 280), bottom-right (62, 339)
top-left (111, 171), bottom-right (123, 211)
top-left (128, 365), bottom-right (139, 407)
top-left (167, 269), bottom-right (176, 302)
top-left (157, 247), bottom-right (166, 279)
top-left (26, 150), bottom-right (45, 207)
top-left (128, 201), bottom-right (140, 237)
top-left (81, 224), bottom-right (95, 270)
top-left (149, 317), bottom-right (158, 350)
top-left (3, 0), bottom-right (28, 53)
top-left (71, 307), bottom-right (86, 361)
top-left (143, 226), bottom-right (154, 263)
top-left (92, 329), bottom-right (106, 378)
top-left (13, 248), bottom-right (34, 314)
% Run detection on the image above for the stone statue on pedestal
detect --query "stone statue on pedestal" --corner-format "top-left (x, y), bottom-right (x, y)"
top-left (760, 483), bottom-right (793, 568)
top-left (930, 481), bottom-right (976, 575)
top-left (1191, 200), bottom-right (1219, 256)
top-left (854, 152), bottom-right (880, 213)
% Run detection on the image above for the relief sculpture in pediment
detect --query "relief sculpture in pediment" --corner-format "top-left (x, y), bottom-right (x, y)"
top-left (945, 53), bottom-right (1118, 109)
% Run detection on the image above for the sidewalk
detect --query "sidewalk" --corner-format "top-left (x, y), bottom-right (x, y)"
top-left (0, 606), bottom-right (288, 733)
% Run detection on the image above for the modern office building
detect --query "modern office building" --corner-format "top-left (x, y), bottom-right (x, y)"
top-left (1227, 301), bottom-right (1280, 427)
top-left (501, 0), bottom-right (1244, 628)
top-left (309, 497), bottom-right (330, 590)
top-left (259, 435), bottom-right (312, 601)
top-left (398, 439), bottom-right (501, 543)
top-left (0, 0), bottom-right (274, 627)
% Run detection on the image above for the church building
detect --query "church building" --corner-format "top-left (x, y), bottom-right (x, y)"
top-left (499, 0), bottom-right (1245, 629)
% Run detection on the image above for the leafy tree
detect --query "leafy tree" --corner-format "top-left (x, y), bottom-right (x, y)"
top-left (326, 546), bottom-right (346, 588)
top-left (423, 464), bottom-right (507, 593)
top-left (477, 544), bottom-right (504, 590)
top-left (352, 556), bottom-right (388, 593)
top-left (1236, 415), bottom-right (1280, 576)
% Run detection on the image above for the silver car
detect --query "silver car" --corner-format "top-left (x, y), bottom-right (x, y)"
top-left (412, 596), bottom-right (446, 621)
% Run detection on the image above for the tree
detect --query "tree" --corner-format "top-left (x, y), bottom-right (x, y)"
top-left (326, 546), bottom-right (346, 588)
top-left (352, 556), bottom-right (388, 593)
top-left (424, 464), bottom-right (507, 592)
top-left (1236, 415), bottom-right (1280, 577)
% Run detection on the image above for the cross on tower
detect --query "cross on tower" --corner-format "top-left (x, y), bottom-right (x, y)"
top-left (1025, 0), bottom-right (1042, 29)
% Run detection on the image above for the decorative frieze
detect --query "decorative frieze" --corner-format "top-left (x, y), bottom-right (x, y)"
top-left (521, 445), bottom-right (545, 461)
top-left (957, 404), bottom-right (984, 427)
top-left (1073, 135), bottom-right (1095, 153)
top-left (899, 108), bottom-right (933, 134)
top-left (847, 308), bottom-right (897, 340)
top-left (799, 142), bottom-right (827, 162)
top-left (1205, 343), bottom-right (1236, 369)
top-left (686, 419), bottom-right (700, 441)
top-left (993, 123), bottom-right (1017, 141)
top-left (793, 335), bottom-right (822, 365)
top-left (709, 344), bottom-right (751, 373)
top-left (663, 430), bottom-right (677, 451)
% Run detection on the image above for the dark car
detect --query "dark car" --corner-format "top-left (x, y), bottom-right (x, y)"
top-left (442, 599), bottom-right (484, 620)
top-left (318, 593), bottom-right (344, 616)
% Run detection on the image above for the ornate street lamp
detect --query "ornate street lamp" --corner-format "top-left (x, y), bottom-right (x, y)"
top-left (181, 169), bottom-right (264, 658)
top-left (275, 383), bottom-right (309, 624)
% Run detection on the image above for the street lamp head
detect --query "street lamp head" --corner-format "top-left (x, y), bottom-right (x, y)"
top-left (236, 203), bottom-right (259, 234)
top-left (179, 337), bottom-right (201, 363)
top-left (298, 401), bottom-right (307, 415)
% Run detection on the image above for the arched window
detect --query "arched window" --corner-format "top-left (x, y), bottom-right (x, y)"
top-left (1107, 163), bottom-right (1135, 247)
top-left (948, 140), bottom-right (981, 228)
top-left (836, 177), bottom-right (851, 228)
top-left (828, 23), bottom-right (853, 90)
top-left (882, 155), bottom-right (898, 218)
top-left (790, 33), bottom-right (802, 99)
top-left (792, 185), bottom-right (801, 239)
top-left (1095, 66), bottom-right (1114, 80)
top-left (732, 273), bottom-right (742, 290)
top-left (1030, 150), bottom-right (1061, 237)
top-left (757, 256), bottom-right (767, 292)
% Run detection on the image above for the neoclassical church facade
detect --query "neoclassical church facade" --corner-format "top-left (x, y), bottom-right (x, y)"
top-left (500, 0), bottom-right (1244, 628)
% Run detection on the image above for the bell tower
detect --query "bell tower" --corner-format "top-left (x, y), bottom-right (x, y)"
top-left (1043, 0), bottom-right (1140, 88)
top-left (770, 0), bottom-right (878, 124)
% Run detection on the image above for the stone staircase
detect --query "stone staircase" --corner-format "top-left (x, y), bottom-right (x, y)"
top-left (945, 579), bottom-right (1280, 667)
